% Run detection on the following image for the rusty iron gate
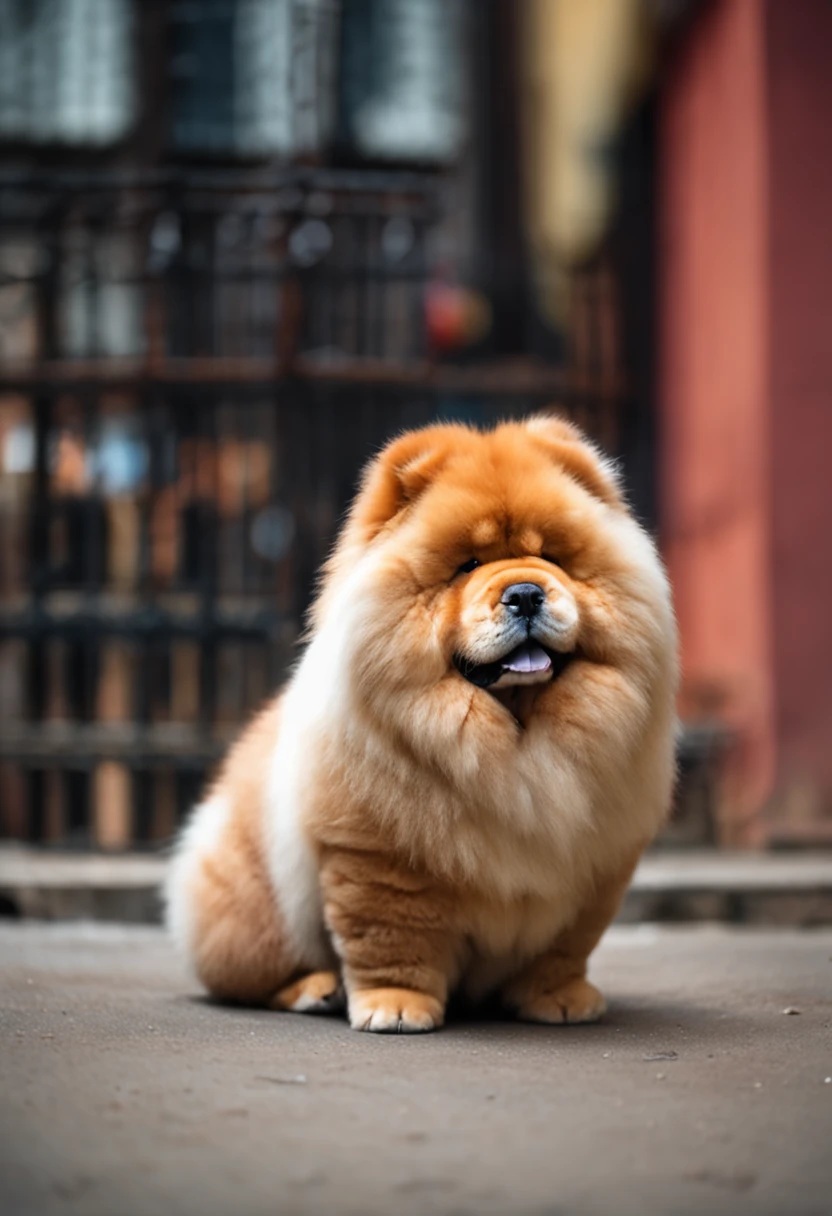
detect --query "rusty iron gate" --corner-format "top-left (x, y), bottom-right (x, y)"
top-left (0, 158), bottom-right (656, 848)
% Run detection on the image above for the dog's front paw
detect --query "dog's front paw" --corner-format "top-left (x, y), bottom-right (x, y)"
top-left (348, 987), bottom-right (444, 1034)
top-left (515, 977), bottom-right (607, 1025)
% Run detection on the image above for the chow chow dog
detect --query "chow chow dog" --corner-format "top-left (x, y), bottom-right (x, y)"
top-left (166, 416), bottom-right (677, 1032)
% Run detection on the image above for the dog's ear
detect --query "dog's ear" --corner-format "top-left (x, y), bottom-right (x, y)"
top-left (525, 414), bottom-right (624, 509)
top-left (352, 425), bottom-right (468, 538)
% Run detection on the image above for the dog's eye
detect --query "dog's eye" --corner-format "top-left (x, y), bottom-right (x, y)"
top-left (456, 558), bottom-right (481, 577)
top-left (542, 554), bottom-right (563, 568)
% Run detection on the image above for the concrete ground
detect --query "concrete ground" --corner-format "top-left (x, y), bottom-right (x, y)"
top-left (1, 923), bottom-right (831, 1216)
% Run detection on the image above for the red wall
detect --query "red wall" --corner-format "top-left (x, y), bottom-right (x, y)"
top-left (767, 0), bottom-right (832, 822)
top-left (660, 0), bottom-right (774, 843)
top-left (660, 0), bottom-right (832, 842)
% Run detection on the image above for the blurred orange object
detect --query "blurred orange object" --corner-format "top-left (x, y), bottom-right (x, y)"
top-left (425, 281), bottom-right (492, 352)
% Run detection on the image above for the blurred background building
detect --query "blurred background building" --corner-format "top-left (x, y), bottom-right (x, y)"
top-left (0, 0), bottom-right (829, 853)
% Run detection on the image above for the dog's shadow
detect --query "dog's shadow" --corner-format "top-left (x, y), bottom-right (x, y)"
top-left (180, 990), bottom-right (746, 1047)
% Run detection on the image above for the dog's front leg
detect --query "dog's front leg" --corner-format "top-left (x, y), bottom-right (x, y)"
top-left (501, 852), bottom-right (641, 1024)
top-left (318, 846), bottom-right (457, 1033)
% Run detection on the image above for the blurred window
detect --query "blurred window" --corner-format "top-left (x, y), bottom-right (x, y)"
top-left (339, 0), bottom-right (467, 163)
top-left (0, 0), bottom-right (134, 144)
top-left (169, 0), bottom-right (338, 156)
top-left (169, 0), bottom-right (467, 164)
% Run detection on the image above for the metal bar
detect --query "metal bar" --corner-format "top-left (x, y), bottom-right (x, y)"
top-left (0, 607), bottom-right (285, 642)
top-left (0, 356), bottom-right (629, 396)
top-left (0, 166), bottom-right (443, 200)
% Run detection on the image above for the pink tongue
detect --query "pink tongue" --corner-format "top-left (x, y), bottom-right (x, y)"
top-left (501, 643), bottom-right (552, 674)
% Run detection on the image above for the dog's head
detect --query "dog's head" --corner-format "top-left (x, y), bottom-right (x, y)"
top-left (315, 415), bottom-right (669, 722)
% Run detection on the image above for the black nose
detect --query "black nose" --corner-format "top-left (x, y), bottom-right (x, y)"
top-left (501, 582), bottom-right (545, 621)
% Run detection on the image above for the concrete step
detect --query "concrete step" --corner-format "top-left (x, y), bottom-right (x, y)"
top-left (619, 851), bottom-right (832, 925)
top-left (2, 845), bottom-right (832, 927)
top-left (0, 848), bottom-right (166, 923)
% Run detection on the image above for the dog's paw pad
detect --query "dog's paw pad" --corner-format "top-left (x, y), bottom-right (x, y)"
top-left (348, 988), bottom-right (444, 1034)
top-left (271, 970), bottom-right (345, 1014)
top-left (516, 978), bottom-right (607, 1025)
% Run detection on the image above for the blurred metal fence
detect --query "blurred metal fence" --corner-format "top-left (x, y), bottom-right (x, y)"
top-left (0, 167), bottom-right (641, 848)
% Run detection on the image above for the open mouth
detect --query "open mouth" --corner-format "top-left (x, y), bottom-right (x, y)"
top-left (454, 641), bottom-right (575, 689)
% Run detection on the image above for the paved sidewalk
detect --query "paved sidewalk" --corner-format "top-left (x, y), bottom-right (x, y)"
top-left (2, 922), bottom-right (831, 1216)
